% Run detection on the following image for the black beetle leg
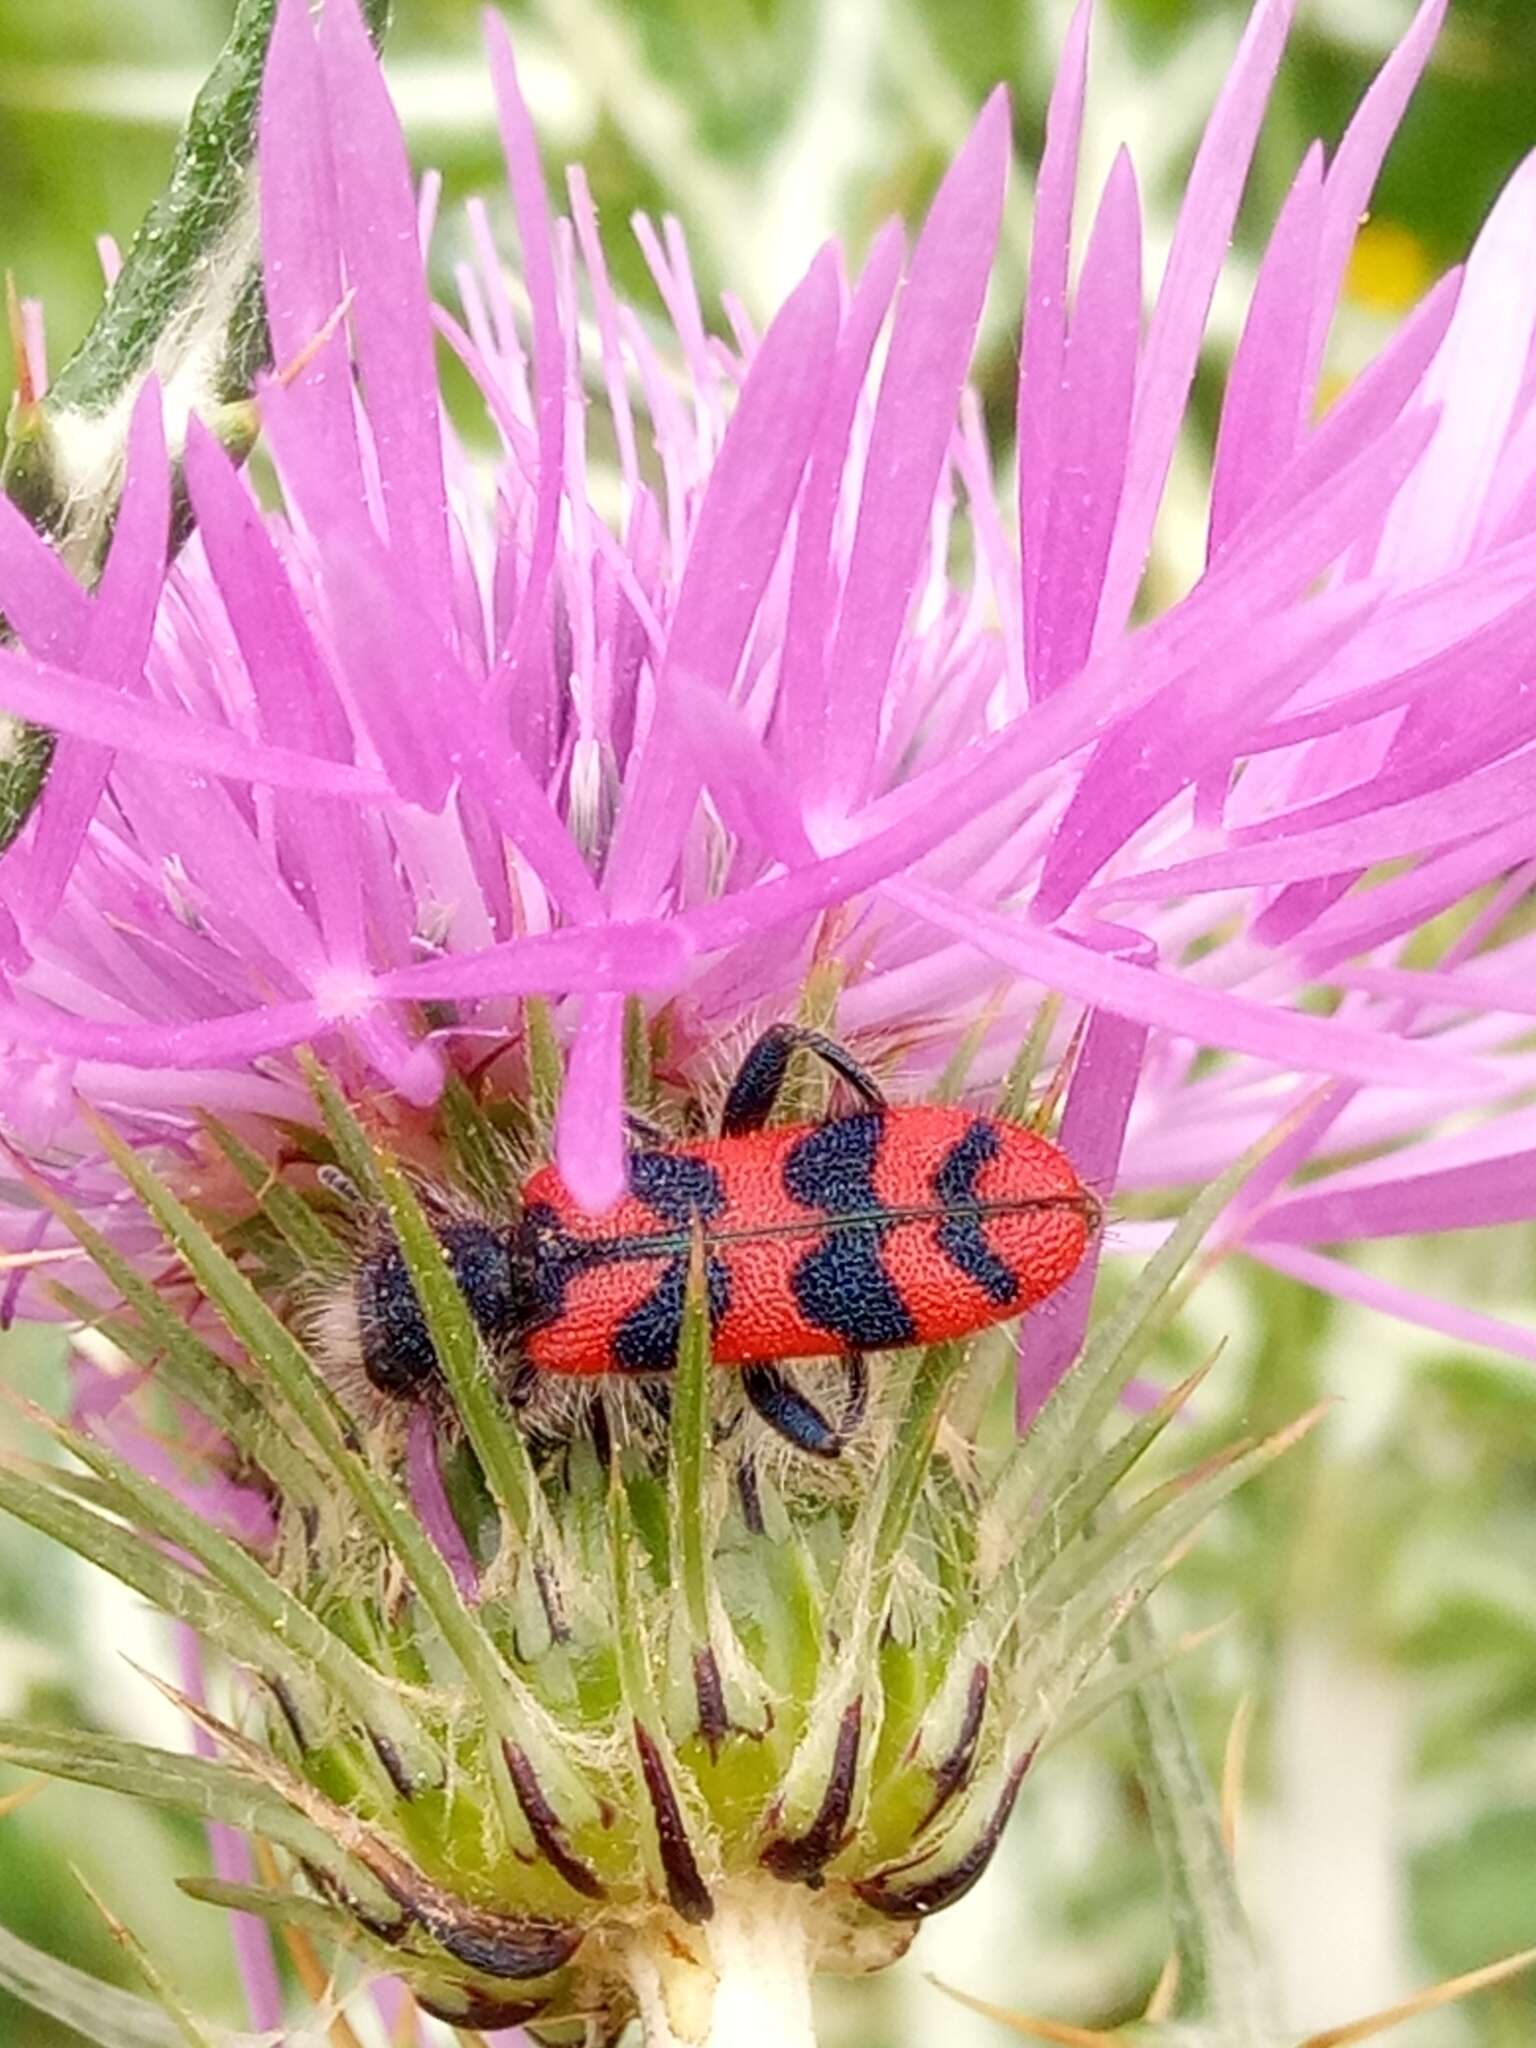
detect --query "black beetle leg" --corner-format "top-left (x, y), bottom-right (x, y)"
top-left (720, 1023), bottom-right (887, 1137)
top-left (736, 1452), bottom-right (766, 1534)
top-left (741, 1362), bottom-right (844, 1459)
top-left (839, 1355), bottom-right (870, 1437)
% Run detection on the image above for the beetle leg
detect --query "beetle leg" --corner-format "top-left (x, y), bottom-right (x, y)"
top-left (719, 1022), bottom-right (887, 1136)
top-left (741, 1361), bottom-right (844, 1458)
top-left (504, 1360), bottom-right (539, 1409)
top-left (839, 1355), bottom-right (870, 1436)
top-left (736, 1452), bottom-right (766, 1534)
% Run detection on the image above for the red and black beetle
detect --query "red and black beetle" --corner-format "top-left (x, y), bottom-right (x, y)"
top-left (350, 1023), bottom-right (1099, 1457)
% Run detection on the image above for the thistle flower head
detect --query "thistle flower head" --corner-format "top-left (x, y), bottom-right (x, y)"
top-left (2, 0), bottom-right (1536, 2040)
top-left (0, 0), bottom-right (1532, 1370)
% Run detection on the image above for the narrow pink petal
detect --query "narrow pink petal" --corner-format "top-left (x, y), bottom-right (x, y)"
top-left (1333, 959), bottom-right (1536, 1021)
top-left (1027, 147), bottom-right (1141, 698)
top-left (21, 382), bottom-right (171, 925)
top-left (1239, 604), bottom-right (1536, 848)
top-left (1019, 0), bottom-right (1091, 627)
top-left (376, 919), bottom-right (691, 1001)
top-left (463, 734), bottom-right (606, 925)
top-left (1035, 586), bottom-right (1374, 919)
top-left (1097, 0), bottom-right (1297, 642)
top-left (0, 995), bottom-right (337, 1065)
top-left (1254, 1146), bottom-right (1536, 1242)
top-left (607, 246), bottom-right (841, 913)
top-left (304, 536), bottom-right (463, 810)
top-left (567, 165), bottom-right (639, 495)
top-left (408, 1408), bottom-right (479, 1599)
top-left (260, 0), bottom-right (367, 525)
top-left (1208, 145), bottom-right (1322, 556)
top-left (672, 676), bottom-right (815, 867)
top-left (555, 991), bottom-right (627, 1213)
top-left (1297, 816), bottom-right (1536, 968)
top-left (1017, 974), bottom-right (1149, 1426)
top-left (1301, 0), bottom-right (1449, 403)
top-left (1223, 270), bottom-right (1458, 559)
top-left (485, 14), bottom-right (566, 697)
top-left (776, 221), bottom-right (905, 757)
top-left (815, 88), bottom-right (1012, 814)
top-left (1374, 156), bottom-right (1536, 583)
top-left (185, 424), bottom-right (350, 758)
top-left (0, 925), bottom-right (684, 1068)
top-left (1255, 1243), bottom-right (1536, 1365)
top-left (0, 495), bottom-right (90, 659)
top-left (1099, 748), bottom-right (1536, 903)
top-left (0, 649), bottom-right (393, 797)
top-left (683, 408), bottom-right (1438, 958)
top-left (184, 420), bottom-right (364, 962)
top-left (319, 0), bottom-right (451, 630)
top-left (891, 880), bottom-right (1493, 1092)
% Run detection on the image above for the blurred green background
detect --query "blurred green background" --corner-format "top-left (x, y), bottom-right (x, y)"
top-left (2, 2), bottom-right (1536, 2044)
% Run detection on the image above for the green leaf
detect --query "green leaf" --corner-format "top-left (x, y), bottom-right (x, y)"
top-left (0, 1918), bottom-right (251, 2048)
top-left (1124, 1646), bottom-right (1272, 2041)
top-left (0, 1454), bottom-right (331, 1731)
top-left (34, 1160), bottom-right (328, 1511)
top-left (71, 1873), bottom-right (223, 2048)
top-left (1018, 1107), bottom-right (1313, 1501)
top-left (199, 1113), bottom-right (349, 1277)
top-left (667, 1230), bottom-right (715, 1649)
top-left (0, 1721), bottom-right (397, 1924)
top-left (2, 1407), bottom-right (442, 1788)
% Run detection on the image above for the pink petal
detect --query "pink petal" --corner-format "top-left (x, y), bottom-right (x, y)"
top-left (892, 879), bottom-right (1494, 1093)
top-left (1374, 155), bottom-right (1536, 584)
top-left (1253, 1146), bottom-right (1536, 1242)
top-left (814, 88), bottom-right (1012, 814)
top-left (1019, 0), bottom-right (1091, 643)
top-left (1208, 145), bottom-right (1322, 556)
top-left (485, 14), bottom-right (566, 698)
top-left (408, 1407), bottom-right (479, 1599)
top-left (319, 0), bottom-right (451, 632)
top-left (1097, 0), bottom-right (1298, 642)
top-left (555, 991), bottom-right (627, 1213)
top-left (0, 649), bottom-right (393, 797)
top-left (260, 0), bottom-right (367, 526)
top-left (1301, 0), bottom-right (1449, 404)
top-left (606, 246), bottom-right (841, 914)
top-left (1035, 586), bottom-right (1374, 921)
top-left (672, 676), bottom-right (814, 868)
top-left (20, 381), bottom-right (171, 925)
top-left (1017, 961), bottom-right (1150, 1425)
top-left (1255, 1243), bottom-right (1536, 1366)
top-left (376, 919), bottom-right (691, 1001)
top-left (1027, 146), bottom-right (1141, 698)
top-left (0, 495), bottom-right (90, 660)
top-left (776, 220), bottom-right (905, 757)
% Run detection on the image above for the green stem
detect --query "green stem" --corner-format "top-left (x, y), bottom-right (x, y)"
top-left (0, 0), bottom-right (392, 850)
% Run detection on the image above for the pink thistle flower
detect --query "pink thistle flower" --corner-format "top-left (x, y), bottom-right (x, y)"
top-left (0, 0), bottom-right (1530, 1386)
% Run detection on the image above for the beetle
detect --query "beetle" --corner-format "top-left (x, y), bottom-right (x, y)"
top-left (348, 1022), bottom-right (1099, 1457)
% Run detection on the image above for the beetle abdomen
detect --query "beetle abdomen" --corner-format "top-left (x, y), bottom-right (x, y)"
top-left (519, 1104), bottom-right (1094, 1376)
